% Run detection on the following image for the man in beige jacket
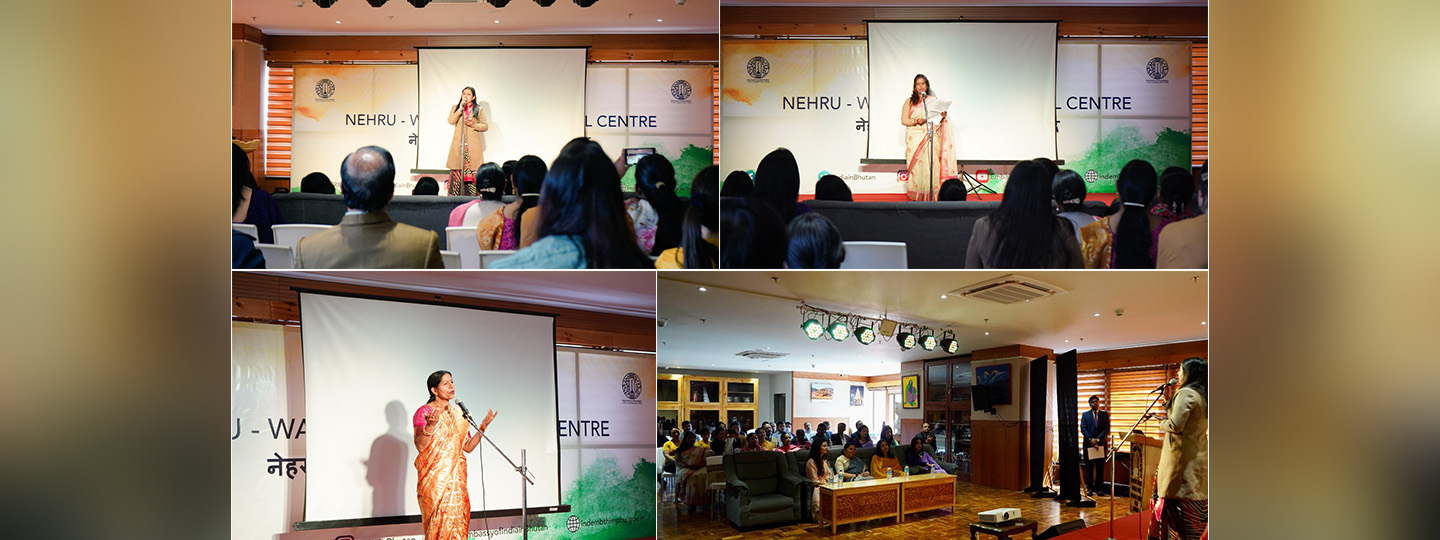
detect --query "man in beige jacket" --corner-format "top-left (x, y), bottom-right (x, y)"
top-left (296, 146), bottom-right (443, 269)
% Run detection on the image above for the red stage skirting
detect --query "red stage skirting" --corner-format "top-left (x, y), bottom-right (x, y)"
top-left (1054, 511), bottom-right (1152, 540)
top-left (801, 193), bottom-right (1119, 204)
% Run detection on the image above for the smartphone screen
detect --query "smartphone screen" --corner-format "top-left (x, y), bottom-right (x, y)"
top-left (624, 147), bottom-right (656, 165)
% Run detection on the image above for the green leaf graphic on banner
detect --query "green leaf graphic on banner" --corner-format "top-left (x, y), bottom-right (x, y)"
top-left (619, 144), bottom-right (715, 198)
top-left (1065, 126), bottom-right (1191, 193)
top-left (534, 457), bottom-right (657, 539)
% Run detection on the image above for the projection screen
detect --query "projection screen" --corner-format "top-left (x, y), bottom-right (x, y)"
top-left (417, 48), bottom-right (587, 171)
top-left (867, 22), bottom-right (1058, 162)
top-left (300, 292), bottom-right (561, 522)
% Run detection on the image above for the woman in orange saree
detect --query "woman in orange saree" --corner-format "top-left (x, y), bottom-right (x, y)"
top-left (900, 74), bottom-right (955, 201)
top-left (413, 370), bottom-right (497, 540)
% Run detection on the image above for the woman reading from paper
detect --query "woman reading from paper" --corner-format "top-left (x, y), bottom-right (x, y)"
top-left (900, 74), bottom-right (956, 201)
top-left (446, 87), bottom-right (489, 196)
top-left (413, 370), bottom-right (497, 540)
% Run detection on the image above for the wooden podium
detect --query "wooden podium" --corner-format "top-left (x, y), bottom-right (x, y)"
top-left (1128, 432), bottom-right (1163, 513)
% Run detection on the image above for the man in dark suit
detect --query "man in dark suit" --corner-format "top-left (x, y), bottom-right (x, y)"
top-left (1081, 395), bottom-right (1111, 495)
top-left (295, 146), bottom-right (443, 269)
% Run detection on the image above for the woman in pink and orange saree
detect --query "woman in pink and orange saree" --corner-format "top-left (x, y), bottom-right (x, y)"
top-left (899, 74), bottom-right (956, 201)
top-left (412, 370), bottom-right (497, 540)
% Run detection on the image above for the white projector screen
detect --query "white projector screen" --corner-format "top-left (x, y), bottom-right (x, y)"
top-left (417, 48), bottom-right (587, 171)
top-left (867, 22), bottom-right (1058, 162)
top-left (300, 292), bottom-right (561, 522)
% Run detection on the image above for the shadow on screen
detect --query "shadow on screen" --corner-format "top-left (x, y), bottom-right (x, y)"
top-left (365, 400), bottom-right (411, 516)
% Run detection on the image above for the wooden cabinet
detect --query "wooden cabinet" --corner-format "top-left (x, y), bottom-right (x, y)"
top-left (657, 374), bottom-right (761, 433)
top-left (923, 357), bottom-right (973, 479)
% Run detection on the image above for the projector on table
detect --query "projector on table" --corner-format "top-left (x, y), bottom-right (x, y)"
top-left (977, 508), bottom-right (1022, 523)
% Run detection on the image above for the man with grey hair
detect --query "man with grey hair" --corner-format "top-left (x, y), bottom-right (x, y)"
top-left (296, 146), bottom-right (443, 268)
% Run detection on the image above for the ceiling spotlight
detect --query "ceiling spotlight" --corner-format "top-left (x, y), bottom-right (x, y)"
top-left (827, 321), bottom-right (850, 341)
top-left (938, 331), bottom-right (959, 354)
top-left (313, 0), bottom-right (338, 7)
top-left (534, 0), bottom-right (557, 6)
top-left (698, 287), bottom-right (707, 292)
top-left (1201, 321), bottom-right (1207, 325)
top-left (408, 0), bottom-right (431, 7)
top-left (574, 0), bottom-right (599, 6)
top-left (919, 333), bottom-right (937, 351)
top-left (486, 0), bottom-right (512, 7)
top-left (984, 331), bottom-right (989, 336)
top-left (366, 0), bottom-right (388, 6)
top-left (657, 18), bottom-right (664, 22)
top-left (941, 294), bottom-right (948, 299)
top-left (897, 332), bottom-right (916, 351)
top-left (801, 318), bottom-right (824, 340)
top-left (855, 326), bottom-right (876, 345)
top-left (1094, 313), bottom-right (1100, 317)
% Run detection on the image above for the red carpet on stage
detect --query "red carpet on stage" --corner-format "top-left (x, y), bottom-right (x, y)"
top-left (1054, 511), bottom-right (1151, 539)
top-left (802, 193), bottom-right (1119, 204)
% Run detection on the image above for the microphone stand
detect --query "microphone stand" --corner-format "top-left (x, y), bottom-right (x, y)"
top-left (463, 413), bottom-right (537, 540)
top-left (923, 97), bottom-right (935, 201)
top-left (1104, 389), bottom-right (1167, 540)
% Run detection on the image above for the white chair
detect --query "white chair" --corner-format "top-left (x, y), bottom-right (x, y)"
top-left (255, 244), bottom-right (294, 269)
top-left (440, 250), bottom-right (461, 269)
top-left (446, 227), bottom-right (481, 269)
top-left (478, 250), bottom-right (517, 269)
top-left (231, 223), bottom-right (259, 240)
top-left (271, 224), bottom-right (332, 251)
top-left (658, 448), bottom-right (676, 499)
top-left (839, 241), bottom-right (908, 269)
top-left (705, 454), bottom-right (727, 516)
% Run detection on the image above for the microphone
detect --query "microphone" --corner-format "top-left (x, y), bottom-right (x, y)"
top-left (457, 400), bottom-right (480, 431)
top-left (1149, 379), bottom-right (1178, 394)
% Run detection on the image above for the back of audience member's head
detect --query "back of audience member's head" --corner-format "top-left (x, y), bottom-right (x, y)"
top-left (814, 174), bottom-right (853, 202)
top-left (1032, 157), bottom-right (1060, 179)
top-left (1052, 169), bottom-right (1087, 213)
top-left (1198, 160), bottom-right (1208, 213)
top-left (501, 159), bottom-right (518, 194)
top-left (1114, 159), bottom-right (1159, 268)
top-left (635, 154), bottom-right (680, 209)
top-left (785, 213), bottom-right (846, 269)
top-left (720, 196), bottom-right (788, 269)
top-left (233, 143), bottom-right (256, 216)
top-left (937, 178), bottom-right (967, 201)
top-left (988, 160), bottom-right (1075, 268)
top-left (721, 170), bottom-right (754, 197)
top-left (474, 162), bottom-right (505, 201)
top-left (1158, 166), bottom-right (1194, 215)
top-left (752, 148), bottom-right (802, 222)
top-left (681, 166), bottom-right (720, 269)
top-left (340, 146), bottom-right (395, 212)
top-left (412, 176), bottom-right (440, 196)
top-left (538, 137), bottom-right (651, 268)
top-left (512, 154), bottom-right (548, 237)
top-left (300, 172), bottom-right (335, 194)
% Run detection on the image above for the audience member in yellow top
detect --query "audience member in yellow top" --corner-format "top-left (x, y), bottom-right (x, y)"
top-left (661, 428), bottom-right (680, 475)
top-left (870, 438), bottom-right (902, 478)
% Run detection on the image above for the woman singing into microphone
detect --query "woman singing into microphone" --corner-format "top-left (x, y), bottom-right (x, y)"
top-left (447, 87), bottom-right (490, 196)
top-left (413, 370), bottom-right (497, 540)
top-left (900, 74), bottom-right (955, 201)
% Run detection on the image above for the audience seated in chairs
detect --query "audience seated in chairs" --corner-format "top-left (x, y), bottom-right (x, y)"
top-left (937, 178), bottom-right (968, 201)
top-left (830, 422), bottom-right (849, 446)
top-left (674, 431), bottom-right (712, 512)
top-left (234, 143), bottom-right (284, 244)
top-left (870, 438), bottom-right (902, 478)
top-left (656, 166), bottom-right (719, 269)
top-left (299, 171), bottom-right (336, 194)
top-left (411, 176), bottom-right (440, 196)
top-left (628, 154), bottom-right (686, 256)
top-left (903, 435), bottom-right (946, 474)
top-left (803, 437), bottom-right (833, 520)
top-left (965, 159), bottom-right (1083, 269)
top-left (233, 144), bottom-right (265, 269)
top-left (294, 145), bottom-right (443, 269)
top-left (834, 441), bottom-right (871, 482)
top-left (492, 138), bottom-right (652, 269)
top-left (752, 148), bottom-right (810, 223)
top-left (1081, 159), bottom-right (1160, 269)
top-left (474, 155), bottom-right (544, 251)
top-left (445, 163), bottom-right (505, 227)
top-left (785, 213), bottom-right (846, 269)
top-left (721, 170), bottom-right (753, 197)
top-left (852, 424), bottom-right (874, 448)
top-left (1151, 166), bottom-right (1200, 262)
top-left (721, 196), bottom-right (788, 269)
top-left (1159, 161), bottom-right (1208, 269)
top-left (1054, 169), bottom-right (1099, 245)
top-left (813, 174), bottom-right (853, 202)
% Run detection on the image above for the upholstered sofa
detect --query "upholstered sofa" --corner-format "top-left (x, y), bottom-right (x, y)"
top-left (723, 451), bottom-right (806, 529)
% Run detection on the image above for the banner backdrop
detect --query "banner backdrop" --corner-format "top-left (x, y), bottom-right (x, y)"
top-left (1056, 40), bottom-right (1192, 193)
top-left (232, 322), bottom-right (657, 540)
top-left (292, 65), bottom-right (419, 193)
top-left (721, 40), bottom-right (877, 194)
top-left (586, 64), bottom-right (715, 197)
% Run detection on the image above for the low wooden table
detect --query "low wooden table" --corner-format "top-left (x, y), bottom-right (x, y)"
top-left (816, 472), bottom-right (957, 534)
top-left (969, 517), bottom-right (1039, 539)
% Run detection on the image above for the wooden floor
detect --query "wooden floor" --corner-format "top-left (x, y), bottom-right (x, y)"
top-left (658, 482), bottom-right (1133, 539)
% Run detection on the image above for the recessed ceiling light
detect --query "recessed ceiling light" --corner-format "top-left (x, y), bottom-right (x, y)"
top-left (698, 287), bottom-right (707, 292)
top-left (494, 20), bottom-right (500, 23)
top-left (1201, 321), bottom-right (1207, 325)
top-left (1064, 339), bottom-right (1069, 343)
top-left (657, 18), bottom-right (663, 22)
top-left (335, 20), bottom-right (341, 24)
top-left (984, 332), bottom-right (989, 335)
top-left (1094, 313), bottom-right (1100, 317)
top-left (940, 294), bottom-right (948, 299)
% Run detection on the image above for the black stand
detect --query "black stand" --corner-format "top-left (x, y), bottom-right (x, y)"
top-left (1104, 391), bottom-right (1166, 539)
top-left (923, 99), bottom-right (936, 201)
top-left (959, 167), bottom-right (998, 197)
top-left (464, 414), bottom-right (537, 540)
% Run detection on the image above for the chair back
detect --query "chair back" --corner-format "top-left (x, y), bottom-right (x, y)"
top-left (705, 455), bottom-right (726, 485)
top-left (256, 243), bottom-right (293, 269)
top-left (724, 451), bottom-right (786, 496)
top-left (479, 250), bottom-right (518, 269)
top-left (839, 241), bottom-right (908, 269)
top-left (446, 227), bottom-right (480, 269)
top-left (232, 223), bottom-right (259, 240)
top-left (272, 224), bottom-right (331, 251)
top-left (440, 250), bottom-right (461, 269)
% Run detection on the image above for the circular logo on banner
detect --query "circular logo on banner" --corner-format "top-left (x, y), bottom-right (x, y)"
top-left (315, 78), bottom-right (335, 99)
top-left (566, 515), bottom-right (580, 533)
top-left (1146, 57), bottom-right (1169, 80)
top-left (747, 56), bottom-right (770, 79)
top-left (670, 79), bottom-right (692, 101)
top-left (622, 372), bottom-right (642, 400)
top-left (1085, 169), bottom-right (1099, 184)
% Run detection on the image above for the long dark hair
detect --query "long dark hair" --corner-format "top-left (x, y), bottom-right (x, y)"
top-left (1177, 357), bottom-right (1208, 409)
top-left (682, 166), bottom-right (719, 269)
top-left (1052, 169), bottom-right (1087, 212)
top-left (537, 138), bottom-right (651, 268)
top-left (634, 154), bottom-right (685, 255)
top-left (677, 430), bottom-right (697, 454)
top-left (455, 86), bottom-right (480, 120)
top-left (1114, 159), bottom-right (1158, 269)
top-left (988, 160), bottom-right (1078, 268)
top-left (721, 170), bottom-right (753, 197)
top-left (425, 370), bottom-right (451, 403)
top-left (751, 148), bottom-right (802, 223)
top-left (785, 213), bottom-right (845, 269)
top-left (1159, 166), bottom-right (1194, 215)
top-left (808, 436), bottom-right (830, 474)
top-left (720, 196), bottom-right (788, 269)
top-left (475, 162), bottom-right (505, 200)
top-left (910, 74), bottom-right (934, 105)
top-left (876, 438), bottom-right (895, 459)
top-left (511, 155), bottom-right (547, 237)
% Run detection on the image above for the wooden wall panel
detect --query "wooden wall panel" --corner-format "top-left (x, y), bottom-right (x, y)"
top-left (262, 33), bottom-right (718, 64)
top-left (231, 273), bottom-right (655, 351)
top-left (1076, 340), bottom-right (1207, 372)
top-left (972, 344), bottom-right (1052, 362)
top-left (721, 7), bottom-right (1207, 38)
top-left (971, 419), bottom-right (1029, 491)
top-left (791, 371), bottom-right (868, 383)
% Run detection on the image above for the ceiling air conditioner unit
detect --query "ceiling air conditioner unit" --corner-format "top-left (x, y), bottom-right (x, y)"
top-left (735, 349), bottom-right (788, 360)
top-left (953, 274), bottom-right (1067, 305)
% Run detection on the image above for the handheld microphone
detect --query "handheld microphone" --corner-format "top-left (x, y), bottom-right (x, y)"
top-left (1149, 378), bottom-right (1178, 394)
top-left (457, 400), bottom-right (480, 431)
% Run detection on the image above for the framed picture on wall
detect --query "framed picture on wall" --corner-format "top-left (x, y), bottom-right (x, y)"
top-left (850, 385), bottom-right (865, 406)
top-left (975, 364), bottom-right (1012, 406)
top-left (810, 382), bottom-right (834, 401)
top-left (901, 375), bottom-right (920, 409)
